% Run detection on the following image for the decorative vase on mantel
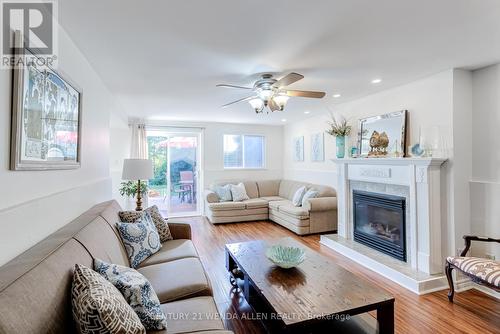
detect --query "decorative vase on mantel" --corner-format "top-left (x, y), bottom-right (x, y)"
top-left (336, 136), bottom-right (346, 159)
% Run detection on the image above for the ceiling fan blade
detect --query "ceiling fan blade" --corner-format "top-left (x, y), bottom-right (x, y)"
top-left (272, 72), bottom-right (304, 88)
top-left (268, 98), bottom-right (280, 112)
top-left (221, 95), bottom-right (257, 108)
top-left (284, 90), bottom-right (326, 98)
top-left (216, 84), bottom-right (253, 90)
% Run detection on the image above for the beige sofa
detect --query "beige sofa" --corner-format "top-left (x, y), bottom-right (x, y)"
top-left (205, 179), bottom-right (337, 235)
top-left (0, 200), bottom-right (232, 334)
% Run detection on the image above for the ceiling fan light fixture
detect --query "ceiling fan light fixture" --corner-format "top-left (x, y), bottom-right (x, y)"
top-left (257, 88), bottom-right (274, 101)
top-left (248, 98), bottom-right (264, 113)
top-left (273, 94), bottom-right (290, 111)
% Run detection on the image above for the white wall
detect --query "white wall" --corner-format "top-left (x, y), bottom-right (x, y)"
top-left (284, 70), bottom-right (454, 188)
top-left (471, 64), bottom-right (500, 259)
top-left (109, 110), bottom-right (131, 209)
top-left (202, 122), bottom-right (283, 187)
top-left (0, 28), bottom-right (114, 266)
top-left (450, 69), bottom-right (473, 255)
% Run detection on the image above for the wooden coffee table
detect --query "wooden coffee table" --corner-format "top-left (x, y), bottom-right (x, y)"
top-left (225, 237), bottom-right (395, 333)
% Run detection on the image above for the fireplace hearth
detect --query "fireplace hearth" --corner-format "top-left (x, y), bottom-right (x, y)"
top-left (353, 190), bottom-right (406, 261)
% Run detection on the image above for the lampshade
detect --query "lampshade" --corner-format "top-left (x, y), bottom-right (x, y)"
top-left (248, 98), bottom-right (264, 112)
top-left (273, 94), bottom-right (290, 110)
top-left (122, 159), bottom-right (153, 180)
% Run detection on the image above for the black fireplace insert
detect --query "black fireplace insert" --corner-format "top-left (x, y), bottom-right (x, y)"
top-left (353, 190), bottom-right (406, 261)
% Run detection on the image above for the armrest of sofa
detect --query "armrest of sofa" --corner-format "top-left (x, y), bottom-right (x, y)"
top-left (304, 197), bottom-right (337, 212)
top-left (167, 222), bottom-right (192, 240)
top-left (205, 189), bottom-right (220, 203)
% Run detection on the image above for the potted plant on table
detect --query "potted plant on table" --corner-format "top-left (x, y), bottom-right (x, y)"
top-left (326, 113), bottom-right (352, 158)
top-left (119, 180), bottom-right (149, 210)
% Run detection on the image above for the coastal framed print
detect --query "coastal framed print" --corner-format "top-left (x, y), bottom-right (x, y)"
top-left (293, 136), bottom-right (304, 161)
top-left (311, 132), bottom-right (324, 161)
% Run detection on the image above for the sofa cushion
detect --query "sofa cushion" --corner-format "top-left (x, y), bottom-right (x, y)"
top-left (269, 210), bottom-right (310, 228)
top-left (210, 207), bottom-right (268, 218)
top-left (138, 239), bottom-right (198, 267)
top-left (208, 202), bottom-right (246, 211)
top-left (279, 205), bottom-right (310, 219)
top-left (0, 239), bottom-right (93, 334)
top-left (260, 196), bottom-right (286, 202)
top-left (447, 257), bottom-right (500, 287)
top-left (148, 297), bottom-right (225, 334)
top-left (242, 198), bottom-right (269, 209)
top-left (256, 180), bottom-right (281, 197)
top-left (71, 264), bottom-right (146, 334)
top-left (94, 259), bottom-right (166, 330)
top-left (268, 200), bottom-right (292, 210)
top-left (119, 206), bottom-right (173, 243)
top-left (138, 258), bottom-right (211, 303)
top-left (116, 212), bottom-right (162, 268)
top-left (74, 216), bottom-right (130, 267)
top-left (279, 180), bottom-right (310, 200)
top-left (242, 181), bottom-right (259, 199)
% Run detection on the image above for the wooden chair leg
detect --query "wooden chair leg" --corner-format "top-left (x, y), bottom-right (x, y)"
top-left (445, 262), bottom-right (455, 302)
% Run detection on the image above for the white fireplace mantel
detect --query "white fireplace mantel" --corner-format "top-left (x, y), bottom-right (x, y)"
top-left (329, 157), bottom-right (447, 276)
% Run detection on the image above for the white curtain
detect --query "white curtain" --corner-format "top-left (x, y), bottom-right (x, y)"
top-left (130, 123), bottom-right (147, 159)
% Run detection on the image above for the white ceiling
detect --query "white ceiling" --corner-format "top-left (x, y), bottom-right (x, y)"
top-left (59, 0), bottom-right (500, 125)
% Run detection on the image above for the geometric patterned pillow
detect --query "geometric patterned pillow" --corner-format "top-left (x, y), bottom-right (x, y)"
top-left (301, 189), bottom-right (319, 207)
top-left (116, 212), bottom-right (162, 268)
top-left (94, 259), bottom-right (167, 330)
top-left (230, 183), bottom-right (249, 202)
top-left (119, 206), bottom-right (173, 243)
top-left (71, 264), bottom-right (146, 334)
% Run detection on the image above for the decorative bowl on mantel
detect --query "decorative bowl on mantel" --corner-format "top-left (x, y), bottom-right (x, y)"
top-left (265, 245), bottom-right (306, 269)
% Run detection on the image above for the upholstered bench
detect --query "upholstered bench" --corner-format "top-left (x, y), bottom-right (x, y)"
top-left (445, 235), bottom-right (500, 302)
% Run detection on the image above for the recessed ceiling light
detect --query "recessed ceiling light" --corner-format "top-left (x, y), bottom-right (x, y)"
top-left (281, 119), bottom-right (287, 122)
top-left (333, 94), bottom-right (341, 98)
top-left (371, 78), bottom-right (382, 84)
top-left (304, 111), bottom-right (310, 114)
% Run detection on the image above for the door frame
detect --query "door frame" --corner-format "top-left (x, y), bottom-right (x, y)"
top-left (146, 126), bottom-right (203, 218)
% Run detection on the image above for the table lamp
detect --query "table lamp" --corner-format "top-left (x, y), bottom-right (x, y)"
top-left (122, 158), bottom-right (153, 211)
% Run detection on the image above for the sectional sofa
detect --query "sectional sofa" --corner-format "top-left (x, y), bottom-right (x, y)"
top-left (0, 200), bottom-right (232, 334)
top-left (204, 179), bottom-right (337, 235)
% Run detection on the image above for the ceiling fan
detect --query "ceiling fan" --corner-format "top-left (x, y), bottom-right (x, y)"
top-left (217, 72), bottom-right (326, 113)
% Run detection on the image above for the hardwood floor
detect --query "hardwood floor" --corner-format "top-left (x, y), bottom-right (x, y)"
top-left (170, 217), bottom-right (500, 334)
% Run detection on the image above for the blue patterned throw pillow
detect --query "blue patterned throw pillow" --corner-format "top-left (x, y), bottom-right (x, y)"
top-left (116, 212), bottom-right (161, 268)
top-left (94, 259), bottom-right (167, 330)
top-left (213, 184), bottom-right (232, 202)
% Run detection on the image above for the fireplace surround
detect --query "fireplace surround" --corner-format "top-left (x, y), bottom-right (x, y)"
top-left (353, 190), bottom-right (406, 262)
top-left (320, 157), bottom-right (448, 294)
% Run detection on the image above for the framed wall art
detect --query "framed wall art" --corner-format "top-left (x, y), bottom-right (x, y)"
top-left (310, 132), bottom-right (324, 162)
top-left (293, 136), bottom-right (304, 161)
top-left (10, 47), bottom-right (82, 170)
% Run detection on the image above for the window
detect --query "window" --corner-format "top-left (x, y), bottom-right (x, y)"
top-left (224, 134), bottom-right (265, 168)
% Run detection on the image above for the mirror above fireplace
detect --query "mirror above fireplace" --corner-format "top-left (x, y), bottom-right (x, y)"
top-left (358, 110), bottom-right (407, 158)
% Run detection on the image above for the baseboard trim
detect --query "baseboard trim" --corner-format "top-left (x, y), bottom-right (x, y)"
top-left (320, 234), bottom-right (448, 295)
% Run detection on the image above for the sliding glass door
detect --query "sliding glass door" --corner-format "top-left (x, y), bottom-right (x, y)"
top-left (146, 129), bottom-right (201, 217)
